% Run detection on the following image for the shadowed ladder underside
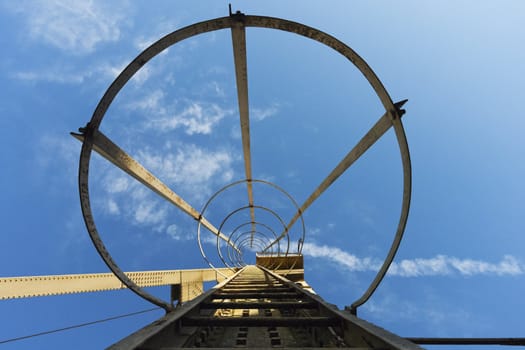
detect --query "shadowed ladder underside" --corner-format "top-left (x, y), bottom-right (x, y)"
top-left (110, 263), bottom-right (421, 349)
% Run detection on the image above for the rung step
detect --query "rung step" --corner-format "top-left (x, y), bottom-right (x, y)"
top-left (200, 301), bottom-right (317, 309)
top-left (183, 316), bottom-right (339, 327)
top-left (225, 283), bottom-right (284, 287)
top-left (190, 348), bottom-right (371, 350)
top-left (212, 292), bottom-right (301, 299)
top-left (219, 287), bottom-right (292, 293)
top-left (186, 347), bottom-right (372, 350)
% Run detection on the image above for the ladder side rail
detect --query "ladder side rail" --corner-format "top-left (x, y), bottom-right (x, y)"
top-left (259, 266), bottom-right (423, 350)
top-left (107, 267), bottom-right (246, 350)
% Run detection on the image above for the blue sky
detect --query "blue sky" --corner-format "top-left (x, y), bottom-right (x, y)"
top-left (1, 1), bottom-right (524, 349)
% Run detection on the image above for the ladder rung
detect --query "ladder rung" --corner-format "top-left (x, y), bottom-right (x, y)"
top-left (219, 287), bottom-right (292, 293)
top-left (212, 292), bottom-right (301, 299)
top-left (226, 281), bottom-right (285, 287)
top-left (183, 316), bottom-right (339, 327)
top-left (200, 301), bottom-right (317, 309)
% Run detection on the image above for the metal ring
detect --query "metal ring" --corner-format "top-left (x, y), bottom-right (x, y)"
top-left (197, 178), bottom-right (305, 274)
top-left (78, 14), bottom-right (410, 310)
top-left (215, 205), bottom-right (289, 270)
top-left (225, 222), bottom-right (279, 267)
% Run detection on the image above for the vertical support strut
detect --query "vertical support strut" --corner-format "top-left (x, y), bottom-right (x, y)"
top-left (263, 111), bottom-right (396, 252)
top-left (231, 12), bottom-right (257, 247)
top-left (71, 131), bottom-right (240, 254)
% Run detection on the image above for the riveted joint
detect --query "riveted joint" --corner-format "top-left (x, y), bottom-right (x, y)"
top-left (77, 122), bottom-right (95, 137)
top-left (391, 99), bottom-right (408, 120)
top-left (229, 5), bottom-right (246, 22)
top-left (344, 305), bottom-right (357, 316)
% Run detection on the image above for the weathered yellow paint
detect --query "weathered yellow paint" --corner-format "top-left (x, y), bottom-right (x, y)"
top-left (0, 268), bottom-right (234, 299)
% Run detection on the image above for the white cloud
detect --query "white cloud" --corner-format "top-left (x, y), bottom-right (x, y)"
top-left (388, 256), bottom-right (450, 277)
top-left (128, 90), bottom-right (234, 135)
top-left (137, 144), bottom-right (235, 190)
top-left (93, 142), bottom-right (236, 238)
top-left (96, 60), bottom-right (152, 86)
top-left (302, 242), bottom-right (524, 277)
top-left (106, 199), bottom-right (120, 215)
top-left (166, 224), bottom-right (192, 241)
top-left (133, 19), bottom-right (180, 51)
top-left (12, 70), bottom-right (86, 84)
top-left (251, 104), bottom-right (279, 122)
top-left (12, 60), bottom-right (149, 86)
top-left (201, 233), bottom-right (220, 246)
top-left (308, 227), bottom-right (321, 237)
top-left (208, 81), bottom-right (226, 97)
top-left (134, 36), bottom-right (156, 52)
top-left (36, 134), bottom-right (79, 178)
top-left (8, 0), bottom-right (126, 54)
top-left (230, 125), bottom-right (242, 140)
top-left (390, 255), bottom-right (523, 277)
top-left (98, 61), bottom-right (127, 80)
top-left (148, 102), bottom-right (233, 135)
top-left (303, 242), bottom-right (382, 272)
top-left (448, 255), bottom-right (523, 276)
top-left (129, 90), bottom-right (165, 111)
top-left (104, 176), bottom-right (129, 194)
top-left (95, 168), bottom-right (170, 232)
top-left (134, 201), bottom-right (165, 225)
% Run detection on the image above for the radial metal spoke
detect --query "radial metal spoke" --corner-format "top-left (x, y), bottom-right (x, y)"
top-left (231, 18), bottom-right (256, 247)
top-left (263, 111), bottom-right (396, 252)
top-left (72, 130), bottom-right (239, 252)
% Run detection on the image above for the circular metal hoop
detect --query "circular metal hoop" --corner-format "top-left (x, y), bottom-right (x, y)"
top-left (78, 14), bottom-right (411, 311)
top-left (216, 205), bottom-right (289, 269)
top-left (225, 222), bottom-right (279, 268)
top-left (197, 178), bottom-right (306, 276)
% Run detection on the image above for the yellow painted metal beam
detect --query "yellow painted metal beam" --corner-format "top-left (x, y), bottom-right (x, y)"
top-left (0, 268), bottom-right (234, 300)
top-left (231, 17), bottom-right (257, 246)
top-left (264, 111), bottom-right (394, 252)
top-left (72, 131), bottom-right (239, 253)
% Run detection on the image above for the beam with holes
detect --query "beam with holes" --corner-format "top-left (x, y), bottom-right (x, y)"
top-left (0, 268), bottom-right (234, 300)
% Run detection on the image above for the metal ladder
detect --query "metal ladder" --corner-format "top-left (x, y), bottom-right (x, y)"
top-left (110, 265), bottom-right (421, 349)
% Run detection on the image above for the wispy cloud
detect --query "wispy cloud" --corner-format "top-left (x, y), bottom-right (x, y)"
top-left (252, 104), bottom-right (279, 122)
top-left (36, 134), bottom-right (79, 179)
top-left (12, 60), bottom-right (150, 86)
top-left (127, 89), bottom-right (235, 135)
top-left (105, 198), bottom-right (120, 215)
top-left (12, 70), bottom-right (88, 84)
top-left (127, 89), bottom-right (165, 111)
top-left (133, 199), bottom-right (168, 227)
top-left (136, 143), bottom-right (235, 190)
top-left (166, 224), bottom-right (193, 241)
top-left (362, 292), bottom-right (475, 335)
top-left (104, 176), bottom-right (129, 194)
top-left (149, 103), bottom-right (231, 135)
top-left (149, 105), bottom-right (232, 136)
top-left (303, 242), bottom-right (382, 272)
top-left (302, 242), bottom-right (524, 277)
top-left (93, 141), bottom-right (236, 238)
top-left (133, 19), bottom-right (181, 52)
top-left (390, 255), bottom-right (523, 276)
top-left (97, 176), bottom-right (168, 231)
top-left (7, 0), bottom-right (127, 54)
